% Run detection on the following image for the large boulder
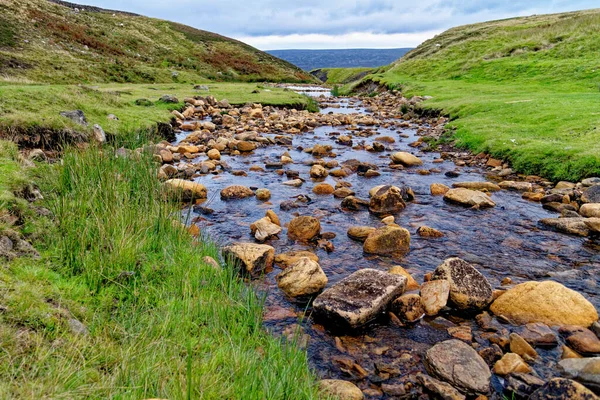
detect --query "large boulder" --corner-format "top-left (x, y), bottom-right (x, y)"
top-left (529, 378), bottom-right (597, 400)
top-left (318, 379), bottom-right (364, 400)
top-left (222, 243), bottom-right (274, 275)
top-left (425, 339), bottom-right (491, 394)
top-left (164, 179), bottom-right (207, 201)
top-left (220, 185), bottom-right (255, 200)
top-left (287, 216), bottom-right (321, 241)
top-left (490, 281), bottom-right (598, 327)
top-left (431, 258), bottom-right (493, 311)
top-left (276, 257), bottom-right (328, 298)
top-left (363, 225), bottom-right (411, 256)
top-left (391, 152), bottom-right (423, 167)
top-left (444, 188), bottom-right (496, 208)
top-left (312, 269), bottom-right (406, 328)
top-left (369, 185), bottom-right (406, 215)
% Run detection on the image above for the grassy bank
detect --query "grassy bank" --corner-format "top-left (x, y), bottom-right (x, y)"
top-left (1, 0), bottom-right (313, 84)
top-left (0, 140), bottom-right (320, 398)
top-left (0, 82), bottom-right (310, 137)
top-left (310, 67), bottom-right (375, 85)
top-left (367, 8), bottom-right (600, 182)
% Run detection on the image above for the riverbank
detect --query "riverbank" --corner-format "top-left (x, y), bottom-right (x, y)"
top-left (341, 9), bottom-right (600, 183)
top-left (0, 83), bottom-right (313, 142)
top-left (369, 77), bottom-right (600, 183)
top-left (0, 127), bottom-right (321, 397)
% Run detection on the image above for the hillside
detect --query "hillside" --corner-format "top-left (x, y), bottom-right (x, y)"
top-left (0, 0), bottom-right (313, 84)
top-left (365, 8), bottom-right (600, 181)
top-left (267, 48), bottom-right (412, 71)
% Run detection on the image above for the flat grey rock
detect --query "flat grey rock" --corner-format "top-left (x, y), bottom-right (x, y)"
top-left (312, 268), bottom-right (406, 328)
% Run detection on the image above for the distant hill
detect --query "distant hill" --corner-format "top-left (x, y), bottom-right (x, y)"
top-left (0, 0), bottom-right (313, 83)
top-left (267, 48), bottom-right (412, 71)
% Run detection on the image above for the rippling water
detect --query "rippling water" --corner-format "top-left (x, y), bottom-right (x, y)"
top-left (176, 88), bottom-right (600, 397)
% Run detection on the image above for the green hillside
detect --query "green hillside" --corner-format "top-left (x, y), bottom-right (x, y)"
top-left (367, 8), bottom-right (600, 181)
top-left (0, 0), bottom-right (313, 84)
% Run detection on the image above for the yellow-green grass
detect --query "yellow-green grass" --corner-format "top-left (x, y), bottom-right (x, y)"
top-left (364, 8), bottom-right (600, 181)
top-left (0, 142), bottom-right (321, 399)
top-left (0, 83), bottom-right (310, 136)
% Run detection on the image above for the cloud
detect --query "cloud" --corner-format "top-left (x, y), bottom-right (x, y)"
top-left (74, 0), bottom-right (600, 49)
top-left (238, 31), bottom-right (440, 50)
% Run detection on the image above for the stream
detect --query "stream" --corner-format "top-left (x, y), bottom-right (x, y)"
top-left (174, 86), bottom-right (600, 398)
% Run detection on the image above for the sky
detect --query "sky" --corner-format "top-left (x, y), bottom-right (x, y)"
top-left (75, 1), bottom-right (599, 50)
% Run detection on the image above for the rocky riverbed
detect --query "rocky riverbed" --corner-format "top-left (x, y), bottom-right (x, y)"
top-left (156, 87), bottom-right (600, 399)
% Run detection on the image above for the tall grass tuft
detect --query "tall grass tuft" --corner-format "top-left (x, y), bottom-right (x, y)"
top-left (2, 146), bottom-right (321, 399)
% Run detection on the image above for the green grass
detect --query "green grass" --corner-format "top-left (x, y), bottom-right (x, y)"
top-left (0, 141), bottom-right (32, 227)
top-left (0, 139), bottom-right (321, 398)
top-left (311, 67), bottom-right (376, 85)
top-left (0, 83), bottom-right (311, 135)
top-left (0, 0), bottom-right (314, 84)
top-left (364, 8), bottom-right (600, 181)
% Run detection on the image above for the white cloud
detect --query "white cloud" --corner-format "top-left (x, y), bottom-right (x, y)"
top-left (76, 0), bottom-right (600, 49)
top-left (237, 31), bottom-right (442, 50)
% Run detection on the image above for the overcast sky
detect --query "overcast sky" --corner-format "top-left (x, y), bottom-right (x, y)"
top-left (76, 1), bottom-right (598, 50)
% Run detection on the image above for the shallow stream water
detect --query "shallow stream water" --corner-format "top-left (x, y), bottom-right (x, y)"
top-left (176, 87), bottom-right (600, 398)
